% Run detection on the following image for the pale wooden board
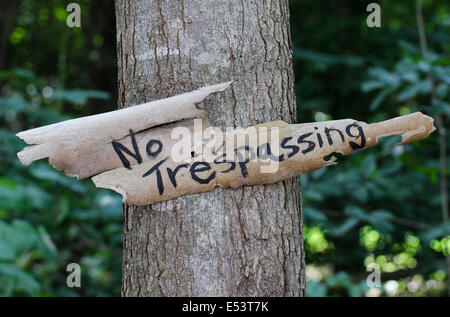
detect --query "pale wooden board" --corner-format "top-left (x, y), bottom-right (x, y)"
top-left (16, 84), bottom-right (435, 205)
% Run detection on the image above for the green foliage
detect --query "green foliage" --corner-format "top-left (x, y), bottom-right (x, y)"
top-left (362, 55), bottom-right (450, 113)
top-left (306, 269), bottom-right (369, 297)
top-left (0, 69), bottom-right (121, 296)
top-left (291, 0), bottom-right (449, 296)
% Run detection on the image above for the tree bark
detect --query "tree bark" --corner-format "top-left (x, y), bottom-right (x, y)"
top-left (115, 0), bottom-right (305, 296)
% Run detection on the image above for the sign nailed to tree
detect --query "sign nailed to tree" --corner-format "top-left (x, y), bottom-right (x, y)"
top-left (16, 82), bottom-right (436, 205)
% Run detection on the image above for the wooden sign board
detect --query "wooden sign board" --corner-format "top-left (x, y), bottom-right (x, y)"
top-left (17, 83), bottom-right (436, 205)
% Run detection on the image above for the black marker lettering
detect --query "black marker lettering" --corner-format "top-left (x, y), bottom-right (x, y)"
top-left (345, 123), bottom-right (366, 150)
top-left (142, 158), bottom-right (168, 195)
top-left (214, 153), bottom-right (236, 173)
top-left (281, 137), bottom-right (299, 158)
top-left (314, 127), bottom-right (324, 148)
top-left (235, 146), bottom-right (256, 178)
top-left (297, 132), bottom-right (316, 154)
top-left (146, 139), bottom-right (163, 158)
top-left (112, 129), bottom-right (142, 170)
top-left (167, 163), bottom-right (190, 188)
top-left (324, 127), bottom-right (345, 145)
top-left (257, 142), bottom-right (284, 161)
top-left (190, 161), bottom-right (216, 184)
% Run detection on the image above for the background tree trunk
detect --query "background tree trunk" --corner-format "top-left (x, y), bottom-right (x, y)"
top-left (115, 0), bottom-right (305, 296)
top-left (0, 0), bottom-right (19, 70)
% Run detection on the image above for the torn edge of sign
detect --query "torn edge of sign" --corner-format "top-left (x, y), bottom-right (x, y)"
top-left (92, 111), bottom-right (436, 205)
top-left (16, 81), bottom-right (231, 179)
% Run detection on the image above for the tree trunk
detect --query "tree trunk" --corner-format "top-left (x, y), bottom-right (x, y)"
top-left (115, 0), bottom-right (305, 296)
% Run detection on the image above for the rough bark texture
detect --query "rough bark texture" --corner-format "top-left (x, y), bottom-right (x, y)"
top-left (115, 0), bottom-right (305, 296)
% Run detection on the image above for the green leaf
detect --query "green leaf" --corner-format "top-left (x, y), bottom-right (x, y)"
top-left (430, 99), bottom-right (450, 117)
top-left (400, 71), bottom-right (419, 83)
top-left (306, 280), bottom-right (327, 297)
top-left (344, 205), bottom-right (367, 220)
top-left (0, 220), bottom-right (39, 255)
top-left (397, 80), bottom-right (430, 102)
top-left (360, 155), bottom-right (376, 178)
top-left (422, 222), bottom-right (450, 241)
top-left (22, 183), bottom-right (53, 210)
top-left (0, 68), bottom-right (37, 81)
top-left (29, 164), bottom-right (87, 194)
top-left (436, 83), bottom-right (449, 99)
top-left (326, 271), bottom-right (352, 288)
top-left (0, 179), bottom-right (23, 210)
top-left (37, 226), bottom-right (58, 260)
top-left (370, 87), bottom-right (394, 111)
top-left (418, 61), bottom-right (431, 72)
top-left (398, 40), bottom-right (420, 55)
top-left (431, 57), bottom-right (450, 66)
top-left (348, 280), bottom-right (370, 297)
top-left (331, 218), bottom-right (359, 237)
top-left (293, 49), bottom-right (364, 67)
top-left (368, 210), bottom-right (394, 233)
top-left (378, 134), bottom-right (402, 154)
top-left (361, 80), bottom-right (385, 93)
top-left (353, 186), bottom-right (369, 203)
top-left (370, 210), bottom-right (393, 220)
top-left (0, 263), bottom-right (41, 295)
top-left (396, 83), bottom-right (420, 102)
top-left (367, 67), bottom-right (399, 86)
top-left (0, 94), bottom-right (29, 116)
top-left (304, 206), bottom-right (328, 222)
top-left (52, 89), bottom-right (110, 104)
top-left (304, 187), bottom-right (324, 201)
top-left (0, 240), bottom-right (15, 260)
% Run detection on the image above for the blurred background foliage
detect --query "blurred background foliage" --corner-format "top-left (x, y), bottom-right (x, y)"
top-left (0, 0), bottom-right (448, 296)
